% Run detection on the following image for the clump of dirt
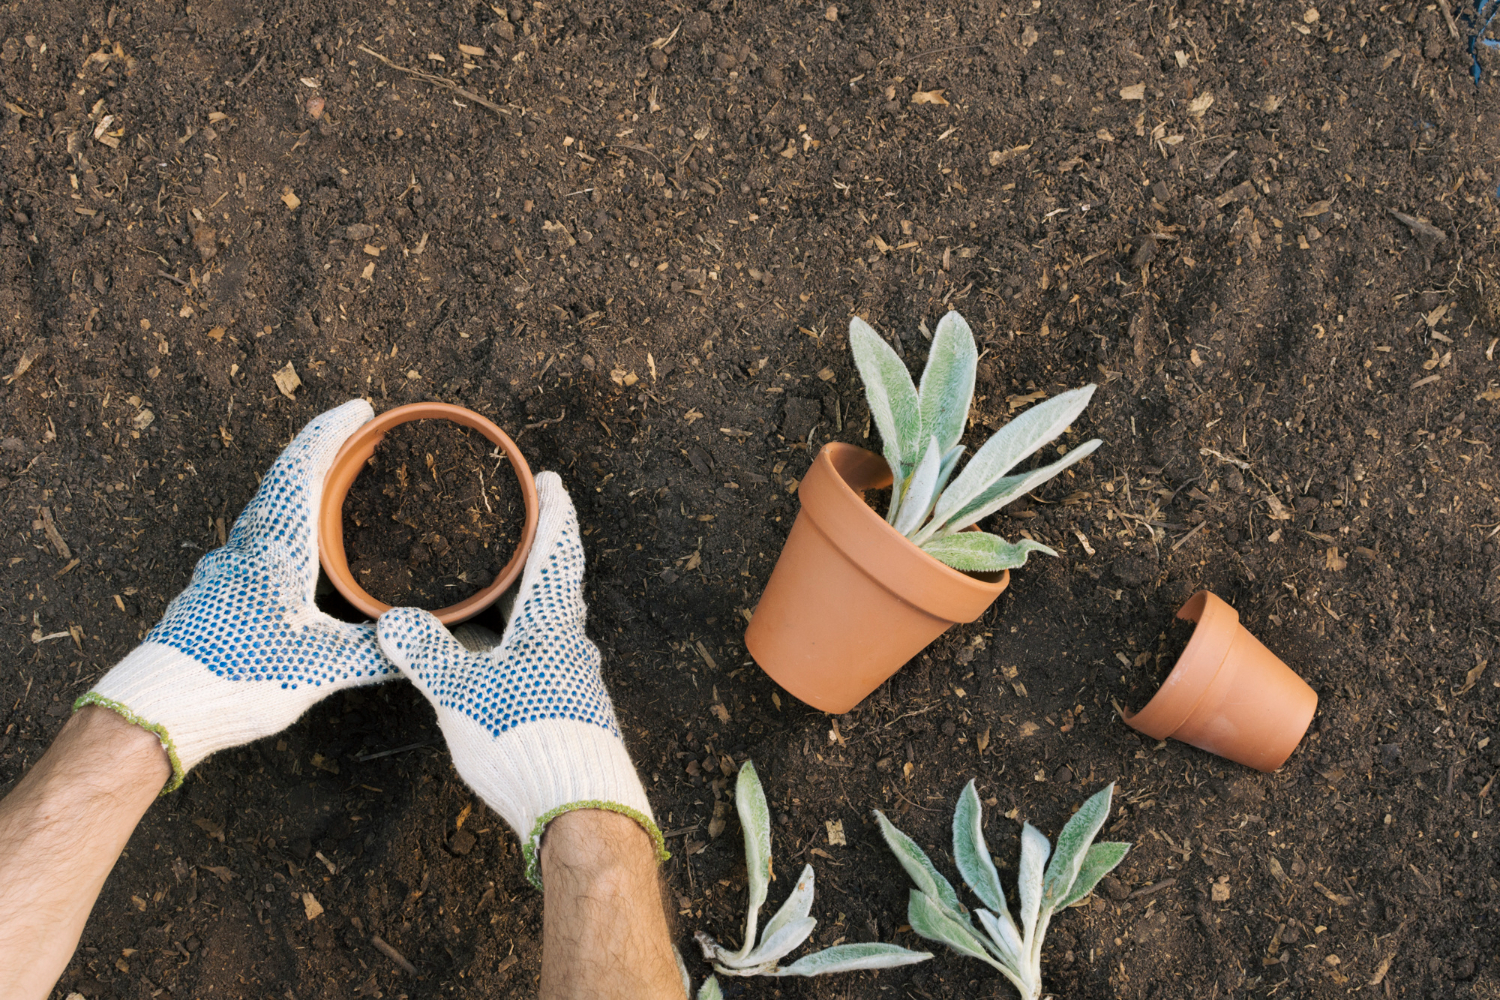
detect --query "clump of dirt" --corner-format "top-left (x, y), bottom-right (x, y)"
top-left (862, 484), bottom-right (894, 518)
top-left (341, 420), bottom-right (522, 609)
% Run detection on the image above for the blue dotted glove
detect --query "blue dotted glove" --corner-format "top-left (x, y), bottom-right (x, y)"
top-left (377, 472), bottom-right (665, 887)
top-left (76, 399), bottom-right (396, 790)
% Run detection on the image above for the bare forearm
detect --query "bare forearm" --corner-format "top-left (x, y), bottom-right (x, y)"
top-left (540, 810), bottom-right (686, 1000)
top-left (0, 707), bottom-right (169, 999)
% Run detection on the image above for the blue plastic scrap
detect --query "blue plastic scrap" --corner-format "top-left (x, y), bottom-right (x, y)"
top-left (1467, 0), bottom-right (1500, 83)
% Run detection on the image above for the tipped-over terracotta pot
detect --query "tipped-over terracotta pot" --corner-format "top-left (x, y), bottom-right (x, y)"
top-left (746, 442), bottom-right (1009, 714)
top-left (1124, 591), bottom-right (1317, 771)
top-left (319, 402), bottom-right (539, 625)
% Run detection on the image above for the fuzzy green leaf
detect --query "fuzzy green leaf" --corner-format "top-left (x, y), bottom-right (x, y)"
top-left (1059, 842), bottom-right (1131, 910)
top-left (930, 385), bottom-right (1097, 532)
top-left (1017, 822), bottom-right (1050, 941)
top-left (772, 943), bottom-right (933, 977)
top-left (734, 760), bottom-right (773, 961)
top-left (907, 890), bottom-right (992, 964)
top-left (974, 907), bottom-right (1024, 969)
top-left (952, 781), bottom-right (1007, 916)
top-left (849, 317), bottom-right (921, 501)
top-left (873, 810), bottom-right (963, 914)
top-left (893, 435), bottom-right (942, 536)
top-left (696, 976), bottom-right (723, 1000)
top-left (919, 533), bottom-right (1056, 572)
top-left (1043, 784), bottom-right (1117, 907)
top-left (923, 439), bottom-right (1102, 541)
top-left (936, 444), bottom-right (965, 497)
top-left (759, 864), bottom-right (816, 948)
top-left (917, 311), bottom-right (977, 455)
top-left (744, 917), bottom-right (817, 968)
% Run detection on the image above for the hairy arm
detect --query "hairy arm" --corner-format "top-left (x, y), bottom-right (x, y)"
top-left (540, 809), bottom-right (687, 1000)
top-left (0, 707), bottom-right (170, 998)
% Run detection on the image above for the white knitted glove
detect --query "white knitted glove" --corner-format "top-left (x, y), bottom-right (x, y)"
top-left (75, 399), bottom-right (397, 790)
top-left (377, 472), bottom-right (664, 888)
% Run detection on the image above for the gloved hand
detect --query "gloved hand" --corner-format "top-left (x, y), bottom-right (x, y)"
top-left (75, 399), bottom-right (396, 791)
top-left (377, 472), bottom-right (665, 888)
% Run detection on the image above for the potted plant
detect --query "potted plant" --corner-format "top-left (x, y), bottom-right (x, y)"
top-left (746, 312), bottom-right (1101, 712)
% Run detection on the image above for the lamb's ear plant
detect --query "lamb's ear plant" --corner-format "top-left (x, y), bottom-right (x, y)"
top-left (875, 781), bottom-right (1130, 1000)
top-left (695, 761), bottom-right (933, 979)
top-left (849, 311), bottom-right (1102, 572)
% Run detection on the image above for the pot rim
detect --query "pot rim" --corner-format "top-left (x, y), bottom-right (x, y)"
top-left (317, 402), bottom-right (540, 625)
top-left (1123, 590), bottom-right (1239, 738)
top-left (800, 442), bottom-right (1009, 622)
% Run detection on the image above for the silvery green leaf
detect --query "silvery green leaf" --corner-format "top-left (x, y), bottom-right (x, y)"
top-left (907, 890), bottom-right (994, 966)
top-left (759, 864), bottom-right (816, 947)
top-left (741, 916), bottom-right (817, 967)
top-left (1017, 822), bottom-right (1051, 942)
top-left (893, 435), bottom-right (942, 536)
top-left (919, 533), bottom-right (1056, 573)
top-left (849, 317), bottom-right (921, 505)
top-left (712, 959), bottom-right (780, 978)
top-left (697, 930), bottom-right (751, 970)
top-left (1042, 783), bottom-right (1115, 908)
top-left (695, 929), bottom-right (722, 961)
top-left (772, 943), bottom-right (934, 977)
top-left (1059, 841), bottom-right (1131, 910)
top-left (696, 975), bottom-right (723, 1000)
top-left (930, 385), bottom-right (1097, 532)
top-left (733, 760), bottom-right (773, 962)
top-left (974, 907), bottom-right (1024, 968)
top-left (936, 444), bottom-right (965, 497)
top-left (917, 311), bottom-right (977, 455)
top-left (923, 439), bottom-right (1102, 541)
top-left (873, 810), bottom-right (963, 914)
top-left (952, 781), bottom-right (1007, 915)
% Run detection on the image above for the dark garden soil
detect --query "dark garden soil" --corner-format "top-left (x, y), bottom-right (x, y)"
top-left (1, 0), bottom-right (1498, 998)
top-left (341, 419), bottom-right (521, 609)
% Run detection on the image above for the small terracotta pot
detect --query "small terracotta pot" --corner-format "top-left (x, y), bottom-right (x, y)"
top-left (1124, 591), bottom-right (1317, 771)
top-left (745, 442), bottom-right (1009, 714)
top-left (318, 402), bottom-right (539, 625)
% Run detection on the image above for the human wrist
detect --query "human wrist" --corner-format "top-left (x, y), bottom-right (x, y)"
top-left (42, 706), bottom-right (171, 795)
top-left (69, 706), bottom-right (170, 768)
top-left (544, 808), bottom-right (653, 861)
top-left (541, 809), bottom-right (661, 885)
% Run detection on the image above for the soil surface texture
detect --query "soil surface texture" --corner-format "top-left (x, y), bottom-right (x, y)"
top-left (342, 419), bottom-right (521, 610)
top-left (1, 1), bottom-right (1498, 999)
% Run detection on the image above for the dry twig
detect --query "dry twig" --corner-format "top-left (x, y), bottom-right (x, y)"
top-left (236, 52), bottom-right (267, 88)
top-left (370, 934), bottom-right (418, 975)
top-left (357, 45), bottom-right (509, 115)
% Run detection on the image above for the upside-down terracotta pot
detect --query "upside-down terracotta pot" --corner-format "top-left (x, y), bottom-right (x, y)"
top-left (746, 442), bottom-right (1009, 714)
top-left (319, 402), bottom-right (539, 625)
top-left (1124, 591), bottom-right (1317, 771)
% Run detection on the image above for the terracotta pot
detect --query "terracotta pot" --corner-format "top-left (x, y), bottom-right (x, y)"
top-left (745, 442), bottom-right (1009, 714)
top-left (1124, 591), bottom-right (1317, 771)
top-left (318, 402), bottom-right (539, 625)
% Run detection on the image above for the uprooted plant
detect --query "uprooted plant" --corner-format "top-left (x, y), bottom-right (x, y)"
top-left (694, 760), bottom-right (931, 989)
top-left (875, 781), bottom-right (1130, 1000)
top-left (849, 311), bottom-right (1101, 572)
